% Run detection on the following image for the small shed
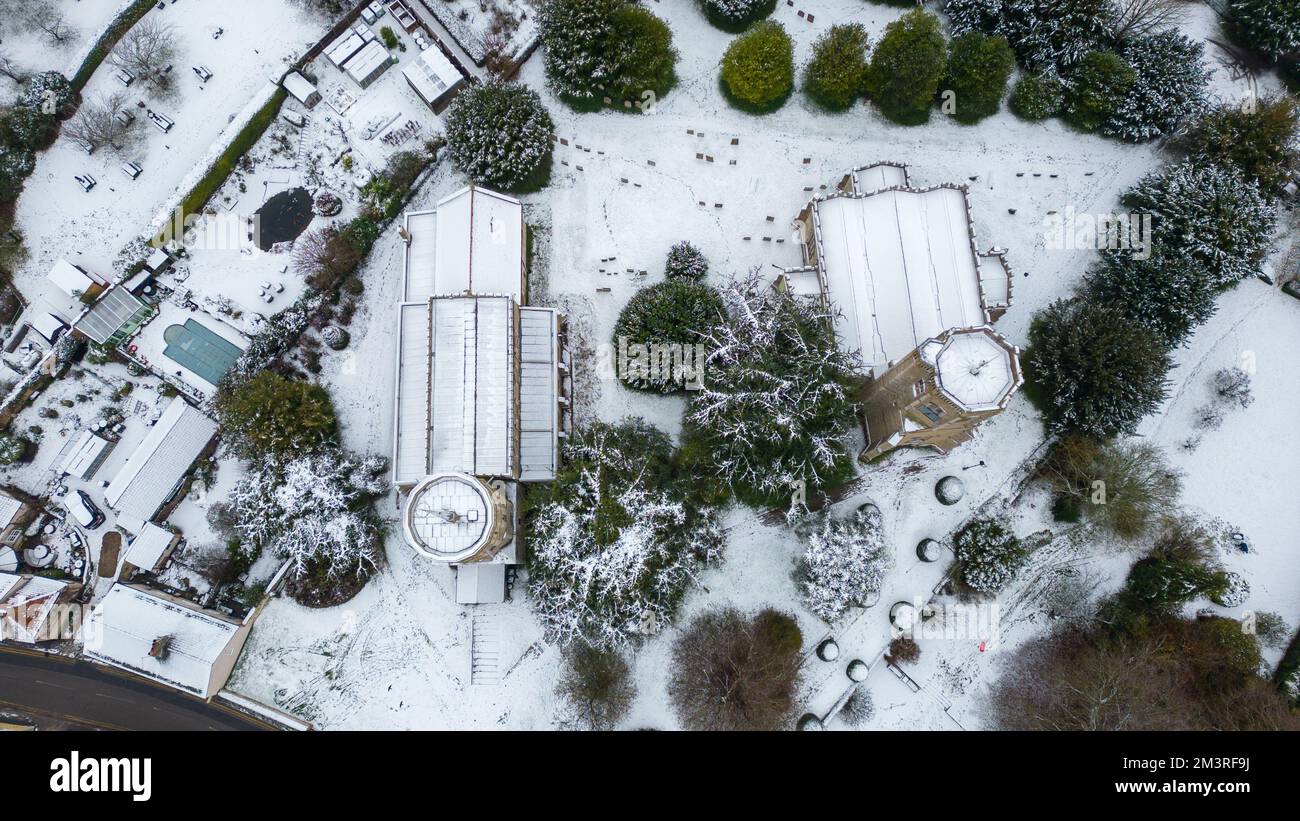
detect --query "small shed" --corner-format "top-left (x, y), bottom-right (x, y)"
top-left (122, 522), bottom-right (180, 574)
top-left (343, 41), bottom-right (392, 88)
top-left (455, 563), bottom-right (506, 605)
top-left (47, 259), bottom-right (107, 302)
top-left (402, 46), bottom-right (464, 112)
top-left (282, 71), bottom-right (321, 108)
top-left (57, 430), bottom-right (116, 481)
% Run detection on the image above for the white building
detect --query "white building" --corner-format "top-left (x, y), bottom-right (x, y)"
top-left (56, 430), bottom-right (116, 481)
top-left (281, 70), bottom-right (321, 108)
top-left (394, 187), bottom-right (570, 602)
top-left (82, 583), bottom-right (254, 699)
top-left (104, 396), bottom-right (219, 525)
top-left (344, 40), bottom-right (393, 88)
top-left (402, 46), bottom-right (465, 112)
top-left (0, 572), bottom-right (75, 644)
top-left (47, 259), bottom-right (108, 303)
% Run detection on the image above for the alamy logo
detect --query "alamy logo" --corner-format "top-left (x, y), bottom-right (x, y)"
top-left (50, 752), bottom-right (151, 802)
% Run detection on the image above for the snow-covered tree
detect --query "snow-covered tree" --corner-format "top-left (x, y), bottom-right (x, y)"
top-left (685, 270), bottom-right (862, 506)
top-left (1172, 96), bottom-right (1300, 197)
top-left (443, 80), bottom-right (554, 192)
top-left (213, 370), bottom-right (338, 463)
top-left (1121, 161), bottom-right (1277, 289)
top-left (803, 23), bottom-right (871, 112)
top-left (612, 279), bottom-right (723, 393)
top-left (1062, 50), bottom-right (1135, 132)
top-left (228, 450), bottom-right (388, 586)
top-left (0, 147), bottom-right (35, 202)
top-left (1230, 0), bottom-right (1300, 63)
top-left (527, 420), bottom-right (723, 650)
top-left (1083, 248), bottom-right (1218, 347)
top-left (539, 0), bottom-right (678, 107)
top-left (699, 0), bottom-right (777, 32)
top-left (665, 241), bottom-right (709, 281)
top-left (1100, 31), bottom-right (1209, 142)
top-left (0, 431), bottom-right (30, 465)
top-left (944, 0), bottom-right (1113, 74)
top-left (1213, 367), bottom-right (1254, 409)
top-left (798, 507), bottom-right (893, 623)
top-left (19, 70), bottom-right (75, 117)
top-left (953, 518), bottom-right (1029, 595)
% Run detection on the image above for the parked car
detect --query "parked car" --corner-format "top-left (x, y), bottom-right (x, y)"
top-left (147, 110), bottom-right (174, 132)
top-left (113, 69), bottom-right (134, 87)
top-left (74, 174), bottom-right (96, 192)
top-left (121, 161), bottom-right (143, 180)
top-left (62, 490), bottom-right (105, 529)
top-left (192, 64), bottom-right (213, 82)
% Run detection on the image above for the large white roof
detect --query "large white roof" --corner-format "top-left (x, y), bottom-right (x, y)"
top-left (402, 46), bottom-right (462, 105)
top-left (83, 584), bottom-right (241, 698)
top-left (403, 473), bottom-right (494, 561)
top-left (47, 259), bottom-right (103, 300)
top-left (0, 573), bottom-right (68, 643)
top-left (925, 328), bottom-right (1020, 412)
top-left (813, 185), bottom-right (989, 375)
top-left (429, 297), bottom-right (514, 477)
top-left (0, 491), bottom-right (22, 529)
top-left (428, 187), bottom-right (525, 299)
top-left (104, 396), bottom-right (218, 521)
top-left (122, 522), bottom-right (176, 572)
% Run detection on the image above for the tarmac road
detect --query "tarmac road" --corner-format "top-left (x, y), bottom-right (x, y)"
top-left (0, 645), bottom-right (273, 731)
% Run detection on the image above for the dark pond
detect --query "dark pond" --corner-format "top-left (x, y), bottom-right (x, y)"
top-left (254, 186), bottom-right (314, 251)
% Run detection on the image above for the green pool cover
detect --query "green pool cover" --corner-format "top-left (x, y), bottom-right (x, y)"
top-left (162, 319), bottom-right (242, 385)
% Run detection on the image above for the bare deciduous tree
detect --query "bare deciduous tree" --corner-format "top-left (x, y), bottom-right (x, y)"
top-left (30, 3), bottom-right (76, 45)
top-left (63, 92), bottom-right (139, 155)
top-left (109, 17), bottom-right (179, 89)
top-left (0, 53), bottom-right (29, 84)
top-left (1109, 0), bottom-right (1187, 41)
top-left (555, 643), bottom-right (635, 730)
top-left (291, 226), bottom-right (360, 290)
top-left (668, 607), bottom-right (803, 731)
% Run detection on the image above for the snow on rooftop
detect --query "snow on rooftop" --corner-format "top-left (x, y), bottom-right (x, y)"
top-left (0, 492), bottom-right (22, 529)
top-left (75, 286), bottom-right (150, 345)
top-left (56, 430), bottom-right (115, 480)
top-left (282, 71), bottom-right (319, 105)
top-left (123, 522), bottom-right (177, 573)
top-left (104, 396), bottom-right (219, 522)
top-left (83, 584), bottom-right (242, 698)
top-left (0, 573), bottom-right (69, 644)
top-left (430, 187), bottom-right (526, 299)
top-left (931, 329), bottom-right (1020, 412)
top-left (402, 46), bottom-right (464, 107)
top-left (813, 185), bottom-right (990, 375)
top-left (429, 297), bottom-right (515, 477)
top-left (403, 473), bottom-right (494, 561)
top-left (47, 259), bottom-right (104, 300)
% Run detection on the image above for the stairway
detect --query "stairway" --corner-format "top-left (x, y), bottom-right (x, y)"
top-left (470, 611), bottom-right (500, 686)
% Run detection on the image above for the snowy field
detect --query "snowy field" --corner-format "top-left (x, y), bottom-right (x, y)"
top-left (223, 0), bottom-right (1299, 730)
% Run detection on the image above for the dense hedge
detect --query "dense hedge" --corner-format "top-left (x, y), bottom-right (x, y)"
top-left (71, 0), bottom-right (158, 91)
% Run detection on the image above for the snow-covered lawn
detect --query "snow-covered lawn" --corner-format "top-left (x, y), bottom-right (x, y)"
top-left (227, 0), bottom-right (1299, 729)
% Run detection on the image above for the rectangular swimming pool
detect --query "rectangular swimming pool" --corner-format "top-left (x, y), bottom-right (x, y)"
top-left (162, 318), bottom-right (243, 386)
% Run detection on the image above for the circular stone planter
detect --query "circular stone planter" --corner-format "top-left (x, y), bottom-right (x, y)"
top-left (797, 713), bottom-right (825, 731)
top-left (889, 601), bottom-right (917, 632)
top-left (846, 659), bottom-right (869, 682)
top-left (935, 476), bottom-right (965, 505)
top-left (857, 501), bottom-right (881, 519)
top-left (817, 638), bottom-right (840, 662)
top-left (916, 538), bottom-right (942, 562)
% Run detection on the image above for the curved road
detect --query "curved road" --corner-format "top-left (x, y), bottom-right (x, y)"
top-left (0, 646), bottom-right (274, 731)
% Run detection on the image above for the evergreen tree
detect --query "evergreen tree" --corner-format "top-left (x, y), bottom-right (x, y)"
top-left (612, 279), bottom-right (724, 393)
top-left (664, 241), bottom-right (709, 281)
top-left (1101, 31), bottom-right (1209, 142)
top-left (0, 147), bottom-right (35, 203)
top-left (1009, 72), bottom-right (1065, 120)
top-left (539, 0), bottom-right (678, 109)
top-left (803, 23), bottom-right (871, 112)
top-left (1083, 248), bottom-right (1219, 347)
top-left (214, 371), bottom-right (338, 463)
top-left (685, 271), bottom-right (862, 506)
top-left (1230, 0), bottom-right (1300, 63)
top-left (953, 518), bottom-right (1029, 594)
top-left (699, 0), bottom-right (777, 32)
top-left (720, 20), bottom-right (795, 112)
top-left (0, 431), bottom-right (31, 464)
top-left (1121, 161), bottom-right (1277, 289)
top-left (556, 643), bottom-right (635, 730)
top-left (942, 31), bottom-right (1015, 124)
top-left (1172, 96), bottom-right (1300, 197)
top-left (1125, 557), bottom-right (1227, 611)
top-left (799, 507), bottom-right (893, 623)
top-left (1062, 50), bottom-right (1136, 132)
top-left (1024, 298), bottom-right (1172, 438)
top-left (865, 9), bottom-right (948, 125)
top-left (443, 80), bottom-right (554, 192)
top-left (945, 0), bottom-right (1112, 74)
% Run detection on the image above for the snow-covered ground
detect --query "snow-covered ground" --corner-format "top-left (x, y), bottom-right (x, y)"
top-left (167, 0), bottom-right (1300, 728)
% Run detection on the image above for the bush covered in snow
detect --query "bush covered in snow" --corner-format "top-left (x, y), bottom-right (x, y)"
top-left (1172, 96), bottom-right (1300, 197)
top-left (214, 370), bottom-right (338, 463)
top-left (865, 9), bottom-right (947, 125)
top-left (612, 279), bottom-right (724, 393)
top-left (698, 0), bottom-right (777, 32)
top-left (1124, 556), bottom-right (1229, 611)
top-left (685, 271), bottom-right (862, 507)
top-left (321, 326), bottom-right (350, 351)
top-left (1230, 0), bottom-right (1300, 63)
top-left (1042, 436), bottom-right (1182, 540)
top-left (1121, 161), bottom-right (1277, 289)
top-left (887, 636), bottom-right (921, 664)
top-left (1083, 248), bottom-right (1219, 347)
top-left (0, 431), bottom-right (32, 465)
top-left (539, 0), bottom-right (678, 109)
top-left (526, 419), bottom-right (724, 650)
top-left (803, 23), bottom-right (872, 112)
top-left (945, 0), bottom-right (1111, 74)
top-left (797, 507), bottom-right (893, 623)
top-left (444, 80), bottom-right (554, 192)
top-left (1212, 367), bottom-right (1255, 409)
top-left (839, 687), bottom-right (874, 727)
top-left (228, 450), bottom-right (389, 606)
top-left (312, 189), bottom-right (342, 217)
top-left (1009, 73), bottom-right (1065, 120)
top-left (669, 607), bottom-right (802, 731)
top-left (942, 31), bottom-right (1015, 124)
top-left (1062, 50), bottom-right (1136, 132)
top-left (954, 518), bottom-right (1029, 595)
top-left (1024, 298), bottom-right (1171, 439)
top-left (720, 21), bottom-right (795, 112)
top-left (664, 241), bottom-right (709, 281)
top-left (1099, 32), bottom-right (1209, 142)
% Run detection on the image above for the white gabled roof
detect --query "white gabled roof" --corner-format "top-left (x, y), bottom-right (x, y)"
top-left (104, 397), bottom-right (218, 521)
top-left (813, 185), bottom-right (989, 375)
top-left (433, 187), bottom-right (525, 299)
top-left (518, 308), bottom-right (559, 482)
top-left (402, 46), bottom-right (463, 105)
top-left (344, 40), bottom-right (391, 84)
top-left (429, 297), bottom-right (515, 477)
top-left (47, 259), bottom-right (103, 299)
top-left (282, 71), bottom-right (318, 104)
top-left (56, 430), bottom-right (114, 480)
top-left (0, 573), bottom-right (69, 643)
top-left (324, 31), bottom-right (367, 67)
top-left (0, 491), bottom-right (23, 529)
top-left (83, 584), bottom-right (241, 698)
top-left (123, 522), bottom-right (176, 572)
